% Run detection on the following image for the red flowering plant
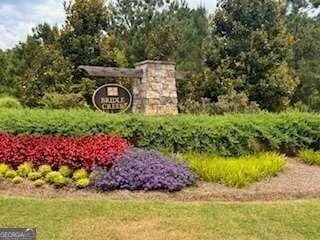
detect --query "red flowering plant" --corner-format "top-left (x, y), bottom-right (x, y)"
top-left (0, 133), bottom-right (132, 170)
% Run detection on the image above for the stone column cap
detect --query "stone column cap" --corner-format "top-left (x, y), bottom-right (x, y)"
top-left (134, 60), bottom-right (176, 67)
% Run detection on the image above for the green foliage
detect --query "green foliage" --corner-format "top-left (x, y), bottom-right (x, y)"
top-left (182, 152), bottom-right (286, 187)
top-left (28, 172), bottom-right (42, 181)
top-left (46, 171), bottom-right (63, 183)
top-left (298, 149), bottom-right (320, 165)
top-left (38, 165), bottom-right (52, 177)
top-left (12, 176), bottom-right (23, 184)
top-left (5, 170), bottom-right (17, 179)
top-left (213, 91), bottom-right (261, 114)
top-left (22, 45), bottom-right (74, 107)
top-left (60, 0), bottom-right (114, 67)
top-left (0, 163), bottom-right (10, 175)
top-left (76, 178), bottom-right (90, 188)
top-left (113, 0), bottom-right (207, 69)
top-left (1, 108), bottom-right (320, 155)
top-left (59, 166), bottom-right (73, 177)
top-left (41, 93), bottom-right (89, 109)
top-left (287, 6), bottom-right (320, 111)
top-left (73, 168), bottom-right (89, 180)
top-left (34, 179), bottom-right (45, 188)
top-left (179, 91), bottom-right (260, 115)
top-left (204, 0), bottom-right (298, 111)
top-left (46, 171), bottom-right (69, 187)
top-left (52, 175), bottom-right (70, 187)
top-left (0, 173), bottom-right (4, 183)
top-left (17, 162), bottom-right (34, 177)
top-left (0, 97), bottom-right (22, 109)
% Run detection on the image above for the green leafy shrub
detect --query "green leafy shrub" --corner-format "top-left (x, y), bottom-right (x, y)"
top-left (46, 171), bottom-right (63, 183)
top-left (5, 170), bottom-right (17, 179)
top-left (17, 162), bottom-right (33, 177)
top-left (52, 176), bottom-right (69, 187)
top-left (28, 172), bottom-right (42, 181)
top-left (0, 97), bottom-right (22, 109)
top-left (182, 152), bottom-right (286, 187)
top-left (38, 165), bottom-right (52, 177)
top-left (76, 178), bottom-right (90, 189)
top-left (0, 173), bottom-right (4, 182)
top-left (46, 171), bottom-right (69, 187)
top-left (73, 168), bottom-right (89, 180)
top-left (0, 163), bottom-right (10, 175)
top-left (40, 93), bottom-right (89, 109)
top-left (12, 176), bottom-right (23, 184)
top-left (59, 166), bottom-right (72, 177)
top-left (298, 149), bottom-right (320, 165)
top-left (34, 179), bottom-right (45, 188)
top-left (1, 109), bottom-right (320, 155)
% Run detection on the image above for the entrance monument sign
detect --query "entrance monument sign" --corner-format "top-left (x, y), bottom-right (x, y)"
top-left (92, 84), bottom-right (132, 113)
top-left (79, 60), bottom-right (186, 115)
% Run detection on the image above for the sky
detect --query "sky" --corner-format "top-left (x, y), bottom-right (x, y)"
top-left (0, 0), bottom-right (217, 50)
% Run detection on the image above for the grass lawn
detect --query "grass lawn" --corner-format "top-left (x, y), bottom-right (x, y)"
top-left (0, 197), bottom-right (319, 240)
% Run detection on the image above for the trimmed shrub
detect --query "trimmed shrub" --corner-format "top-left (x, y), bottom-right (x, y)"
top-left (0, 109), bottom-right (319, 155)
top-left (0, 97), bottom-right (22, 109)
top-left (28, 172), bottom-right (42, 181)
top-left (73, 168), bottom-right (88, 180)
top-left (298, 149), bottom-right (320, 165)
top-left (46, 171), bottom-right (69, 187)
top-left (59, 166), bottom-right (72, 177)
top-left (52, 176), bottom-right (69, 187)
top-left (0, 163), bottom-right (10, 175)
top-left (12, 176), bottom-right (23, 184)
top-left (46, 171), bottom-right (63, 183)
top-left (76, 178), bottom-right (90, 188)
top-left (92, 149), bottom-right (196, 192)
top-left (34, 179), bottom-right (45, 188)
top-left (5, 170), bottom-right (17, 179)
top-left (182, 152), bottom-right (286, 187)
top-left (38, 165), bottom-right (52, 177)
top-left (17, 162), bottom-right (33, 177)
top-left (0, 133), bottom-right (131, 170)
top-left (0, 173), bottom-right (4, 182)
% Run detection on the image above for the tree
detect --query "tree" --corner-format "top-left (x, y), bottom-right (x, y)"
top-left (112, 0), bottom-right (207, 69)
top-left (204, 0), bottom-right (298, 111)
top-left (60, 0), bottom-right (114, 67)
top-left (22, 44), bottom-right (73, 107)
top-left (286, 1), bottom-right (320, 110)
top-left (3, 28), bottom-right (74, 107)
top-left (32, 23), bottom-right (61, 46)
top-left (147, 4), bottom-right (208, 70)
top-left (112, 0), bottom-right (172, 65)
top-left (0, 50), bottom-right (9, 95)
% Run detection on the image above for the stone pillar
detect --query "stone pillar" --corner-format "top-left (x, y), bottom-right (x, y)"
top-left (132, 60), bottom-right (178, 115)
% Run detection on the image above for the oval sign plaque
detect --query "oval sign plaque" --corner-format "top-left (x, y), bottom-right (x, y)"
top-left (92, 84), bottom-right (132, 113)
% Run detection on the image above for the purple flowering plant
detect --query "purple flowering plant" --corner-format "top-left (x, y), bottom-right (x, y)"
top-left (91, 148), bottom-right (196, 192)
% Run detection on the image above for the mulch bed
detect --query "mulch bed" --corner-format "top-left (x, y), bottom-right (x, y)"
top-left (1, 158), bottom-right (320, 202)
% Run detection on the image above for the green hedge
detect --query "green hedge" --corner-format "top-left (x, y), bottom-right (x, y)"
top-left (0, 109), bottom-right (319, 156)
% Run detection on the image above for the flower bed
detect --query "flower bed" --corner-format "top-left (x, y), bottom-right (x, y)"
top-left (0, 133), bottom-right (131, 170)
top-left (92, 149), bottom-right (196, 191)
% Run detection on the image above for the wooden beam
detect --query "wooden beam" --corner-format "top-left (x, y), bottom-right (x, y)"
top-left (79, 66), bottom-right (143, 78)
top-left (79, 65), bottom-right (188, 80)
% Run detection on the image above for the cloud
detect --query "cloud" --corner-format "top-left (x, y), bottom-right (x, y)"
top-left (0, 0), bottom-right (65, 49)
